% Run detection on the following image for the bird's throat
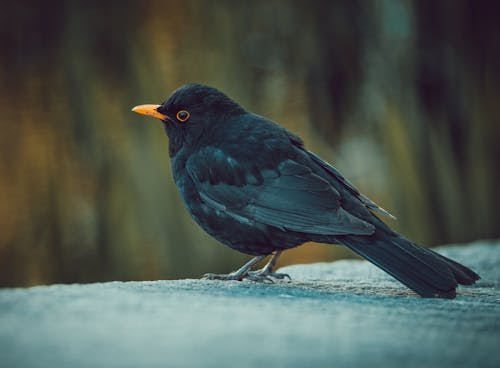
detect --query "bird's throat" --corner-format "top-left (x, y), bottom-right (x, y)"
top-left (163, 124), bottom-right (185, 158)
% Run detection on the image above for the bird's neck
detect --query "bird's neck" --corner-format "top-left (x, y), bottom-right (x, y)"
top-left (163, 124), bottom-right (184, 158)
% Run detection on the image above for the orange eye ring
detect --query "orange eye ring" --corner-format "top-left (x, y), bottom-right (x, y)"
top-left (176, 110), bottom-right (190, 122)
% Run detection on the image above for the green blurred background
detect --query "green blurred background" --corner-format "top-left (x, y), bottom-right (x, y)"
top-left (1, 0), bottom-right (499, 287)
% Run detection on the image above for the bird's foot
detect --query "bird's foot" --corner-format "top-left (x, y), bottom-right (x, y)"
top-left (203, 269), bottom-right (290, 283)
top-left (202, 255), bottom-right (267, 281)
top-left (245, 251), bottom-right (290, 283)
top-left (201, 252), bottom-right (291, 283)
top-left (247, 269), bottom-right (291, 283)
top-left (202, 272), bottom-right (247, 281)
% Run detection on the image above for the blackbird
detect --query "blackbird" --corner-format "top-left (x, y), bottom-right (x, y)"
top-left (132, 83), bottom-right (479, 298)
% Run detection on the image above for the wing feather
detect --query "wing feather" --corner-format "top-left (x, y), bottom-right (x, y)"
top-left (186, 148), bottom-right (375, 236)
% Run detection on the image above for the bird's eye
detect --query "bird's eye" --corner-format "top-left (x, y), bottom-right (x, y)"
top-left (176, 110), bottom-right (190, 123)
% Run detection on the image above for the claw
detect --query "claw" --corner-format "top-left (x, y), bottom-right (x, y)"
top-left (246, 273), bottom-right (275, 283)
top-left (248, 270), bottom-right (291, 282)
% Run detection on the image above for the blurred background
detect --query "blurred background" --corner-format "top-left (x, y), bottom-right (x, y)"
top-left (1, 0), bottom-right (499, 287)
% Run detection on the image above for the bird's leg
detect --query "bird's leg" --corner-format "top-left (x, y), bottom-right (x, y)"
top-left (203, 255), bottom-right (266, 281)
top-left (247, 251), bottom-right (291, 282)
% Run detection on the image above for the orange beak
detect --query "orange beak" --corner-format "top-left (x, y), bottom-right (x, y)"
top-left (131, 104), bottom-right (167, 120)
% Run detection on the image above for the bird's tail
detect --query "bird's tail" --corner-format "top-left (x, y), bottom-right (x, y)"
top-left (338, 230), bottom-right (480, 298)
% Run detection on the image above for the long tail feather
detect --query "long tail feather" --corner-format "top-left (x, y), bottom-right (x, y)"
top-left (339, 231), bottom-right (480, 298)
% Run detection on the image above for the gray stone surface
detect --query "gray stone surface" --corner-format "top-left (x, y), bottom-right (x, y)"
top-left (1, 240), bottom-right (499, 368)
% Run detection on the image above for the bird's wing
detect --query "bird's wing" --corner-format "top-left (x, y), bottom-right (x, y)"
top-left (306, 151), bottom-right (396, 220)
top-left (186, 146), bottom-right (375, 235)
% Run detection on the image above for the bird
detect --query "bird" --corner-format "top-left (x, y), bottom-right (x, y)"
top-left (132, 83), bottom-right (480, 298)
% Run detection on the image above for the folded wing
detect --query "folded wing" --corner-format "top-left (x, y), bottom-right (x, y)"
top-left (186, 147), bottom-right (375, 236)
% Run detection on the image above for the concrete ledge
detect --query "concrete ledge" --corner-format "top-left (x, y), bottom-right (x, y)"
top-left (1, 240), bottom-right (499, 368)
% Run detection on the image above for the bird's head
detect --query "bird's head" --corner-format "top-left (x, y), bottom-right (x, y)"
top-left (132, 84), bottom-right (245, 156)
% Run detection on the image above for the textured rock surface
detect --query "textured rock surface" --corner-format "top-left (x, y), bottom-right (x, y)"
top-left (1, 240), bottom-right (499, 368)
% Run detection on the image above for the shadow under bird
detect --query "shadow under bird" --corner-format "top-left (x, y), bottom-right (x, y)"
top-left (132, 83), bottom-right (480, 298)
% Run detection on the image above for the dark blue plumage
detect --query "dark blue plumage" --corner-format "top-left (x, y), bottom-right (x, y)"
top-left (133, 83), bottom-right (480, 298)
